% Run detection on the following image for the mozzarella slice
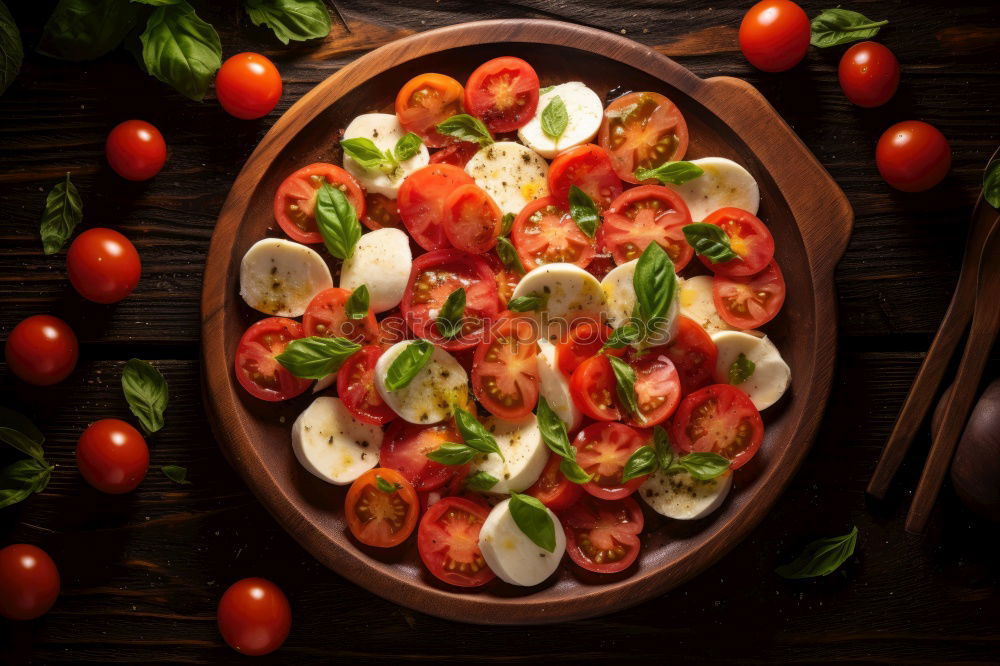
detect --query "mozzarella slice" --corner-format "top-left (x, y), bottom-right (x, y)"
top-left (239, 238), bottom-right (332, 317)
top-left (677, 275), bottom-right (732, 334)
top-left (478, 498), bottom-right (566, 586)
top-left (511, 263), bottom-right (604, 342)
top-left (517, 82), bottom-right (603, 159)
top-left (640, 469), bottom-right (732, 520)
top-left (465, 141), bottom-right (548, 216)
top-left (710, 330), bottom-right (790, 410)
top-left (313, 373), bottom-right (336, 394)
top-left (600, 258), bottom-right (679, 347)
top-left (536, 340), bottom-right (583, 431)
top-left (342, 113), bottom-right (429, 198)
top-left (470, 414), bottom-right (548, 495)
top-left (339, 228), bottom-right (412, 313)
top-left (291, 396), bottom-right (381, 485)
top-left (374, 341), bottom-right (469, 424)
top-left (670, 157), bottom-right (760, 222)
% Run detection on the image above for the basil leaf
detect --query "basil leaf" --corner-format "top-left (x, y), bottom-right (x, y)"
top-left (38, 0), bottom-right (140, 61)
top-left (453, 407), bottom-right (505, 460)
top-left (538, 85), bottom-right (555, 95)
top-left (375, 474), bottom-right (401, 493)
top-left (244, 0), bottom-right (331, 45)
top-left (567, 185), bottom-right (599, 238)
top-left (496, 237), bottom-right (525, 275)
top-left (121, 359), bottom-right (169, 433)
top-left (679, 452), bottom-right (731, 480)
top-left (140, 1), bottom-right (222, 101)
top-left (0, 457), bottom-right (52, 509)
top-left (682, 222), bottom-right (739, 263)
top-left (632, 242), bottom-right (677, 340)
top-left (435, 288), bottom-right (466, 340)
top-left (728, 352), bottom-right (756, 385)
top-left (602, 322), bottom-right (640, 351)
top-left (465, 470), bottom-right (499, 491)
top-left (607, 355), bottom-right (642, 424)
top-left (39, 173), bottom-right (83, 255)
top-left (425, 441), bottom-right (477, 466)
top-left (0, 407), bottom-right (44, 449)
top-left (385, 339), bottom-right (433, 391)
top-left (435, 114), bottom-right (493, 147)
top-left (776, 526), bottom-right (859, 579)
top-left (535, 397), bottom-right (574, 460)
top-left (340, 137), bottom-right (386, 169)
top-left (345, 284), bottom-right (370, 320)
top-left (394, 132), bottom-right (423, 162)
top-left (540, 95), bottom-right (568, 140)
top-left (622, 445), bottom-right (657, 482)
top-left (559, 458), bottom-right (592, 484)
top-left (275, 336), bottom-right (361, 379)
top-left (634, 160), bottom-right (704, 185)
top-left (0, 428), bottom-right (45, 463)
top-left (315, 182), bottom-right (362, 260)
top-left (984, 159), bottom-right (1000, 210)
top-left (500, 213), bottom-right (515, 237)
top-left (507, 294), bottom-right (543, 312)
top-left (509, 492), bottom-right (556, 553)
top-left (0, 1), bottom-right (23, 96)
top-left (162, 464), bottom-right (191, 485)
top-left (652, 425), bottom-right (674, 470)
top-left (133, 1), bottom-right (184, 6)
top-left (810, 9), bottom-right (888, 48)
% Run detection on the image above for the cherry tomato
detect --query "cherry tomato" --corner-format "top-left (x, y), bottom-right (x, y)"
top-left (547, 144), bottom-right (623, 211)
top-left (302, 287), bottom-right (379, 345)
top-left (838, 41), bottom-right (900, 108)
top-left (105, 119), bottom-right (166, 181)
top-left (570, 354), bottom-right (621, 421)
top-left (380, 420), bottom-right (465, 492)
top-left (363, 193), bottom-right (403, 231)
top-left (217, 577), bottom-right (290, 656)
top-left (699, 207), bottom-right (774, 277)
top-left (273, 163), bottom-right (366, 244)
top-left (397, 164), bottom-right (474, 251)
top-left (464, 56), bottom-right (539, 134)
top-left (483, 253), bottom-right (521, 306)
top-left (876, 120), bottom-right (952, 192)
top-left (624, 347), bottom-right (682, 427)
top-left (4, 314), bottom-right (78, 386)
top-left (66, 228), bottom-right (142, 304)
top-left (417, 496), bottom-right (495, 587)
top-left (738, 0), bottom-right (811, 73)
top-left (601, 185), bottom-right (693, 267)
top-left (555, 322), bottom-right (614, 378)
top-left (76, 419), bottom-right (149, 494)
top-left (215, 52), bottom-right (282, 120)
top-left (395, 73), bottom-right (465, 147)
top-left (672, 384), bottom-right (764, 469)
top-left (444, 184), bottom-right (501, 254)
top-left (345, 468), bottom-right (419, 548)
top-left (429, 141), bottom-right (479, 168)
top-left (0, 544), bottom-right (60, 620)
top-left (473, 315), bottom-right (539, 419)
top-left (511, 196), bottom-right (595, 270)
top-left (526, 453), bottom-right (584, 512)
top-left (573, 422), bottom-right (648, 499)
top-left (234, 317), bottom-right (310, 402)
top-left (598, 92), bottom-right (688, 184)
top-left (337, 346), bottom-right (396, 425)
top-left (658, 315), bottom-right (718, 394)
top-left (713, 260), bottom-right (786, 329)
top-left (561, 495), bottom-right (644, 574)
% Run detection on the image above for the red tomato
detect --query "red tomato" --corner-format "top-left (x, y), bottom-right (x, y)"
top-left (66, 228), bottom-right (142, 304)
top-left (556, 322), bottom-right (613, 378)
top-left (560, 495), bottom-right (644, 574)
top-left (273, 163), bottom-right (366, 244)
top-left (584, 251), bottom-right (617, 281)
top-left (376, 309), bottom-right (409, 348)
top-left (511, 196), bottom-right (595, 270)
top-left (0, 544), bottom-right (60, 621)
top-left (76, 419), bottom-right (149, 494)
top-left (234, 317), bottom-right (310, 401)
top-left (483, 253), bottom-right (521, 306)
top-left (658, 315), bottom-right (718, 394)
top-left (380, 420), bottom-right (465, 492)
top-left (713, 260), bottom-right (786, 329)
top-left (444, 184), bottom-right (501, 254)
top-left (4, 315), bottom-right (78, 386)
top-left (526, 453), bottom-right (584, 511)
top-left (672, 384), bottom-right (764, 469)
top-left (217, 577), bottom-right (290, 656)
top-left (395, 73), bottom-right (464, 147)
top-left (302, 287), bottom-right (379, 345)
top-left (573, 422), bottom-right (648, 499)
top-left (625, 347), bottom-right (682, 427)
top-left (738, 0), bottom-right (811, 73)
top-left (570, 354), bottom-right (620, 421)
top-left (876, 120), bottom-right (952, 192)
top-left (345, 468), bottom-right (419, 548)
top-left (215, 52), bottom-right (282, 120)
top-left (699, 207), bottom-right (774, 277)
top-left (417, 496), bottom-right (495, 587)
top-left (838, 41), bottom-right (900, 108)
top-left (473, 315), bottom-right (539, 419)
top-left (429, 141), bottom-right (479, 168)
top-left (598, 92), bottom-right (688, 184)
top-left (601, 185), bottom-right (693, 267)
top-left (464, 56), bottom-right (539, 133)
top-left (337, 346), bottom-right (396, 425)
top-left (363, 192), bottom-right (403, 231)
top-left (397, 164), bottom-right (474, 251)
top-left (105, 119), bottom-right (166, 181)
top-left (547, 144), bottom-right (623, 211)
top-left (400, 249), bottom-right (499, 351)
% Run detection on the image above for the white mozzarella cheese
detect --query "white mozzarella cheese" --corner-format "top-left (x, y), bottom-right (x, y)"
top-left (677, 275), bottom-right (732, 334)
top-left (313, 373), bottom-right (336, 394)
top-left (517, 82), bottom-right (603, 159)
top-left (470, 414), bottom-right (548, 495)
top-left (374, 341), bottom-right (469, 424)
top-left (239, 238), bottom-right (332, 317)
top-left (536, 340), bottom-right (583, 431)
top-left (639, 469), bottom-right (732, 520)
top-left (339, 228), bottom-right (412, 313)
top-left (670, 157), bottom-right (760, 221)
top-left (465, 141), bottom-right (549, 216)
top-left (478, 498), bottom-right (566, 586)
top-left (291, 396), bottom-right (381, 485)
top-left (342, 113), bottom-right (429, 198)
top-left (510, 263), bottom-right (604, 342)
top-left (710, 330), bottom-right (790, 410)
top-left (600, 258), bottom-right (679, 347)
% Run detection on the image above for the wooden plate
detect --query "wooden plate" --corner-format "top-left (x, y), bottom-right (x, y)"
top-left (201, 19), bottom-right (853, 624)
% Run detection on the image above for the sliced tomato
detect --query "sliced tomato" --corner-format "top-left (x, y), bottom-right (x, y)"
top-left (598, 92), bottom-right (689, 184)
top-left (573, 422), bottom-right (648, 499)
top-left (395, 73), bottom-right (464, 148)
top-left (376, 309), bottom-right (409, 348)
top-left (380, 420), bottom-right (465, 492)
top-left (463, 56), bottom-right (539, 133)
top-left (510, 196), bottom-right (595, 270)
top-left (234, 317), bottom-right (310, 402)
top-left (397, 164), bottom-right (474, 251)
top-left (302, 287), bottom-right (379, 344)
top-left (363, 193), bottom-right (403, 231)
top-left (444, 183), bottom-right (501, 254)
top-left (556, 322), bottom-right (613, 378)
top-left (584, 251), bottom-right (617, 281)
top-left (429, 142), bottom-right (479, 168)
top-left (624, 347), bottom-right (682, 427)
top-left (601, 185), bottom-right (693, 266)
top-left (547, 144), bottom-right (623, 211)
top-left (672, 384), bottom-right (764, 469)
top-left (561, 495), bottom-right (644, 574)
top-left (337, 345), bottom-right (396, 425)
top-left (569, 354), bottom-right (620, 421)
top-left (657, 315), bottom-right (718, 394)
top-left (400, 249), bottom-right (500, 350)
top-left (483, 253), bottom-right (521, 307)
top-left (345, 468), bottom-right (419, 548)
top-left (417, 496), bottom-right (495, 587)
top-left (700, 207), bottom-right (774, 277)
top-left (713, 260), bottom-right (786, 329)
top-left (526, 453), bottom-right (584, 511)
top-left (472, 315), bottom-right (539, 419)
top-left (273, 163), bottom-right (366, 244)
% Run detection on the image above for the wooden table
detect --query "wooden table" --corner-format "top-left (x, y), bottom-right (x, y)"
top-left (2, 1), bottom-right (998, 663)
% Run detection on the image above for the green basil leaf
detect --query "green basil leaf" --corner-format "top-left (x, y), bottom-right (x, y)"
top-left (435, 288), bottom-right (466, 340)
top-left (465, 470), bottom-right (499, 491)
top-left (728, 352), bottom-right (756, 385)
top-left (340, 137), bottom-right (387, 169)
top-left (425, 441), bottom-right (477, 466)
top-left (132, 0), bottom-right (183, 5)
top-left (315, 181), bottom-right (362, 260)
top-left (0, 407), bottom-right (44, 448)
top-left (453, 406), bottom-right (505, 461)
top-left (275, 336), bottom-right (361, 379)
top-left (435, 114), bottom-right (493, 147)
top-left (559, 457), bottom-right (592, 484)
top-left (496, 237), bottom-right (525, 275)
top-left (0, 1), bottom-right (23, 96)
top-left (0, 457), bottom-right (52, 509)
top-left (385, 339), bottom-right (433, 391)
top-left (540, 95), bottom-right (568, 140)
top-left (121, 359), bottom-right (169, 433)
top-left (567, 185), bottom-right (599, 238)
top-left (500, 212), bottom-right (515, 237)
top-left (507, 294), bottom-right (543, 312)
top-left (810, 9), bottom-right (888, 48)
top-left (162, 464), bottom-right (191, 485)
top-left (345, 284), bottom-right (370, 320)
top-left (0, 428), bottom-right (45, 463)
top-left (607, 355), bottom-right (643, 424)
top-left (535, 397), bottom-right (575, 460)
top-left (38, 0), bottom-right (140, 61)
top-left (622, 444), bottom-right (657, 482)
top-left (39, 173), bottom-right (83, 255)
top-left (776, 526), bottom-right (859, 579)
top-left (634, 160), bottom-right (704, 185)
top-left (632, 242), bottom-right (677, 341)
top-left (538, 85), bottom-right (555, 95)
top-left (679, 452), bottom-right (731, 480)
top-left (652, 425), bottom-right (674, 470)
top-left (244, 0), bottom-right (331, 45)
top-left (984, 159), bottom-right (1000, 210)
top-left (509, 492), bottom-right (556, 553)
top-left (682, 222), bottom-right (739, 263)
top-left (602, 322), bottom-right (640, 351)
top-left (394, 132), bottom-right (423, 162)
top-left (140, 1), bottom-right (221, 101)
top-left (375, 474), bottom-right (401, 493)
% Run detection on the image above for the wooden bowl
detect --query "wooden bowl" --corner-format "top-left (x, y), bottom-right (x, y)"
top-left (201, 19), bottom-right (853, 624)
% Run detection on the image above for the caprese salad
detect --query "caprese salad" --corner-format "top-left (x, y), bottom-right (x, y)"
top-left (233, 56), bottom-right (791, 588)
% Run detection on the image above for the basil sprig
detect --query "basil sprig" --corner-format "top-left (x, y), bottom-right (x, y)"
top-left (39, 172), bottom-right (83, 255)
top-left (632, 242), bottom-right (677, 341)
top-left (341, 133), bottom-right (422, 177)
top-left (453, 407), bottom-right (505, 461)
top-left (435, 288), bottom-right (466, 340)
top-left (435, 114), bottom-right (493, 148)
top-left (38, 0), bottom-right (140, 62)
top-left (776, 526), bottom-right (859, 579)
top-left (394, 132), bottom-right (423, 161)
top-left (276, 336), bottom-right (361, 379)
top-left (0, 407), bottom-right (54, 509)
top-left (0, 1), bottom-right (23, 96)
top-left (509, 492), bottom-right (556, 553)
top-left (245, 0), bottom-right (332, 46)
top-left (536, 397), bottom-right (591, 484)
top-left (162, 464), bottom-right (191, 485)
top-left (728, 353), bottom-right (756, 385)
top-left (384, 339), bottom-right (434, 391)
top-left (507, 292), bottom-right (545, 312)
top-left (634, 161), bottom-right (704, 185)
top-left (345, 284), bottom-right (370, 320)
top-left (984, 158), bottom-right (1000, 210)
top-left (426, 441), bottom-right (476, 465)
top-left (315, 181), bottom-right (362, 260)
top-left (500, 212), bottom-right (515, 237)
top-left (465, 470), bottom-right (499, 491)
top-left (621, 426), bottom-right (731, 482)
top-left (682, 222), bottom-right (740, 263)
top-left (540, 95), bottom-right (568, 140)
top-left (602, 322), bottom-right (640, 351)
top-left (375, 474), bottom-right (402, 494)
top-left (140, 2), bottom-right (222, 101)
top-left (810, 9), bottom-right (887, 48)
top-left (496, 237), bottom-right (526, 275)
top-left (122, 359), bottom-right (169, 433)
top-left (607, 355), bottom-right (643, 424)
top-left (567, 185), bottom-right (599, 238)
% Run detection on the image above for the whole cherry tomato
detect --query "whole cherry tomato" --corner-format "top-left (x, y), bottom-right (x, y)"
top-left (217, 577), bottom-right (291, 656)
top-left (876, 120), bottom-right (952, 192)
top-left (215, 52), bottom-right (282, 120)
top-left (105, 120), bottom-right (167, 181)
top-left (67, 228), bottom-right (142, 304)
top-left (739, 0), bottom-right (811, 72)
top-left (0, 544), bottom-right (60, 621)
top-left (4, 314), bottom-right (78, 386)
top-left (76, 419), bottom-right (149, 494)
top-left (838, 41), bottom-right (899, 108)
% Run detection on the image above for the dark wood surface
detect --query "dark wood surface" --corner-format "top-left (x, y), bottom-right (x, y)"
top-left (1, 0), bottom-right (998, 662)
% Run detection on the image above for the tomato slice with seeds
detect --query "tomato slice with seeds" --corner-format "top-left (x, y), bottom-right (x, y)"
top-left (273, 163), bottom-right (366, 244)
top-left (569, 354), bottom-right (620, 421)
top-left (380, 420), bottom-right (465, 492)
top-left (510, 196), bottom-right (596, 271)
top-left (623, 347), bottom-right (682, 427)
top-left (483, 253), bottom-right (521, 307)
top-left (556, 322), bottom-right (614, 379)
top-left (234, 317), bottom-right (311, 402)
top-left (345, 468), bottom-right (419, 548)
top-left (363, 192), bottom-right (403, 231)
top-left (417, 496), bottom-right (495, 587)
top-left (429, 141), bottom-right (479, 168)
top-left (672, 384), bottom-right (764, 469)
top-left (337, 345), bottom-right (396, 425)
top-left (599, 91), bottom-right (689, 184)
top-left (444, 183), bottom-right (501, 254)
top-left (657, 315), bottom-right (718, 394)
top-left (547, 144), bottom-right (623, 211)
top-left (395, 73), bottom-right (465, 148)
top-left (376, 309), bottom-right (409, 348)
top-left (700, 207), bottom-right (774, 277)
top-left (585, 251), bottom-right (617, 281)
top-left (601, 185), bottom-right (693, 267)
top-left (713, 260), bottom-right (786, 329)
top-left (302, 288), bottom-right (379, 344)
top-left (572, 422), bottom-right (648, 499)
top-left (472, 314), bottom-right (539, 420)
top-left (397, 164), bottom-right (475, 251)
top-left (463, 56), bottom-right (539, 134)
top-left (526, 453), bottom-right (584, 512)
top-left (561, 495), bottom-right (644, 574)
